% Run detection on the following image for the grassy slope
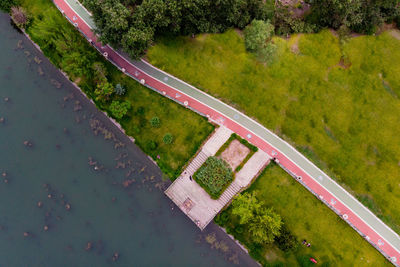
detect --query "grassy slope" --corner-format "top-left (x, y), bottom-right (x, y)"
top-left (19, 0), bottom-right (214, 179)
top-left (218, 164), bottom-right (389, 266)
top-left (147, 30), bottom-right (400, 227)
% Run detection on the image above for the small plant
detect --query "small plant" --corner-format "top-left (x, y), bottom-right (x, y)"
top-left (150, 116), bottom-right (161, 128)
top-left (235, 226), bottom-right (244, 234)
top-left (136, 106), bottom-right (145, 115)
top-left (114, 83), bottom-right (126, 95)
top-left (163, 133), bottom-right (173, 144)
top-left (11, 7), bottom-right (29, 28)
top-left (146, 140), bottom-right (158, 150)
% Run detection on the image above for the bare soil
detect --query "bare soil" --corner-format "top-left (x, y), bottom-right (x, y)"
top-left (220, 139), bottom-right (250, 170)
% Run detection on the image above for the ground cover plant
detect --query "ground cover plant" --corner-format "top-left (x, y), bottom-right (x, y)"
top-left (148, 29), bottom-right (400, 230)
top-left (16, 0), bottom-right (214, 180)
top-left (216, 164), bottom-right (390, 266)
top-left (194, 156), bottom-right (233, 199)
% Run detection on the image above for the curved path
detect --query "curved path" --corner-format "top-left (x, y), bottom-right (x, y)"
top-left (53, 0), bottom-right (400, 264)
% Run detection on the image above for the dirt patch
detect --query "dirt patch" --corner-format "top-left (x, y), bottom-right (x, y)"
top-left (290, 34), bottom-right (303, 54)
top-left (234, 28), bottom-right (244, 38)
top-left (220, 139), bottom-right (250, 170)
top-left (389, 29), bottom-right (400, 41)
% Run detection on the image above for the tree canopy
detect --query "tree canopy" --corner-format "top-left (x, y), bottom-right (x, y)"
top-left (83, 0), bottom-right (274, 59)
top-left (231, 192), bottom-right (282, 244)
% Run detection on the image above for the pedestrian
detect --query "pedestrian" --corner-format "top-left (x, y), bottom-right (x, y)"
top-left (307, 243), bottom-right (311, 247)
top-left (302, 239), bottom-right (306, 245)
top-left (189, 175), bottom-right (192, 181)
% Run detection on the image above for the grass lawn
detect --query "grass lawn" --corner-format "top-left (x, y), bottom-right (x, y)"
top-left (19, 0), bottom-right (214, 180)
top-left (147, 29), bottom-right (400, 228)
top-left (217, 164), bottom-right (390, 266)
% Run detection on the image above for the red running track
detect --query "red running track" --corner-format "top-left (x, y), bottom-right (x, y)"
top-left (52, 0), bottom-right (399, 264)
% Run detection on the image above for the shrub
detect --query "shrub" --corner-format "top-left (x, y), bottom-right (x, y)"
top-left (92, 62), bottom-right (107, 83)
top-left (94, 81), bottom-right (114, 102)
top-left (11, 6), bottom-right (29, 28)
top-left (114, 83), bottom-right (126, 95)
top-left (146, 140), bottom-right (158, 151)
top-left (163, 133), bottom-right (173, 144)
top-left (235, 226), bottom-right (244, 234)
top-left (109, 100), bottom-right (131, 119)
top-left (194, 156), bottom-right (233, 199)
top-left (136, 106), bottom-right (145, 115)
top-left (0, 0), bottom-right (16, 12)
top-left (150, 116), bottom-right (161, 128)
top-left (274, 223), bottom-right (298, 252)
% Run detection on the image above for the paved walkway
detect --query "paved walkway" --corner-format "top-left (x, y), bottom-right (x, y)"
top-left (165, 126), bottom-right (270, 229)
top-left (52, 0), bottom-right (400, 264)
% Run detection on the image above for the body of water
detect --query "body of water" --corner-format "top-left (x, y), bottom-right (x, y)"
top-left (0, 13), bottom-right (257, 267)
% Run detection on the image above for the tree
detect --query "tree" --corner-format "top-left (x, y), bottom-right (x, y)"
top-left (84, 0), bottom-right (275, 58)
top-left (244, 20), bottom-right (277, 64)
top-left (244, 19), bottom-right (274, 51)
top-left (109, 100), bottom-right (131, 119)
top-left (248, 208), bottom-right (282, 244)
top-left (307, 0), bottom-right (400, 33)
top-left (122, 26), bottom-right (154, 59)
top-left (83, 0), bottom-right (130, 45)
top-left (92, 62), bottom-right (107, 83)
top-left (231, 192), bottom-right (282, 244)
top-left (94, 81), bottom-right (114, 102)
top-left (232, 191), bottom-right (263, 224)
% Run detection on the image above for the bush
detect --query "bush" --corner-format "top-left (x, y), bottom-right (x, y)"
top-left (194, 156), bottom-right (233, 199)
top-left (163, 133), bottom-right (173, 144)
top-left (109, 100), bottom-right (131, 119)
top-left (274, 223), bottom-right (299, 252)
top-left (0, 0), bottom-right (16, 12)
top-left (235, 226), bottom-right (244, 234)
top-left (11, 6), bottom-right (29, 28)
top-left (146, 140), bottom-right (158, 151)
top-left (150, 116), bottom-right (161, 128)
top-left (114, 83), bottom-right (126, 95)
top-left (94, 81), bottom-right (114, 102)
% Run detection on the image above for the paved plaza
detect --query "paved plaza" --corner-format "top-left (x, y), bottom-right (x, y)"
top-left (165, 126), bottom-right (270, 230)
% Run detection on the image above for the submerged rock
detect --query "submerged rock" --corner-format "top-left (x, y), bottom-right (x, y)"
top-left (112, 252), bottom-right (119, 262)
top-left (65, 203), bottom-right (71, 211)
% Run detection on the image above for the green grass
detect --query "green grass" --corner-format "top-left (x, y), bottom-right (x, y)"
top-left (19, 0), bottom-right (214, 180)
top-left (216, 164), bottom-right (390, 266)
top-left (147, 29), bottom-right (400, 228)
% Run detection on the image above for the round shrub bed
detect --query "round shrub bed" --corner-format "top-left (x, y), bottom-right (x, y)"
top-left (194, 156), bottom-right (233, 199)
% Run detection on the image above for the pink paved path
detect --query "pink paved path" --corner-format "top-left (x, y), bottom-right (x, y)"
top-left (52, 0), bottom-right (399, 264)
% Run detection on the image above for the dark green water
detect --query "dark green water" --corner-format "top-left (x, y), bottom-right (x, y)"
top-left (0, 13), bottom-right (257, 266)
